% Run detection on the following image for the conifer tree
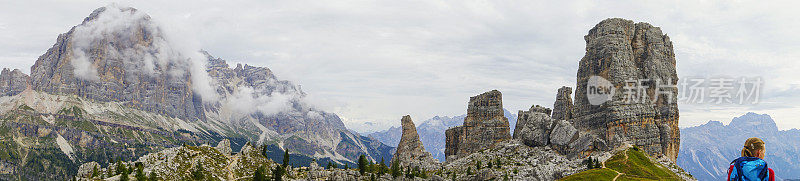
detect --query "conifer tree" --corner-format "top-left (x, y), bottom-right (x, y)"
top-left (191, 164), bottom-right (205, 180)
top-left (147, 172), bottom-right (158, 181)
top-left (253, 165), bottom-right (267, 181)
top-left (378, 157), bottom-right (387, 175)
top-left (272, 164), bottom-right (285, 181)
top-left (358, 154), bottom-right (368, 175)
top-left (390, 159), bottom-right (401, 178)
top-left (91, 165), bottom-right (98, 178)
top-left (282, 148), bottom-right (290, 167)
top-left (135, 166), bottom-right (146, 181)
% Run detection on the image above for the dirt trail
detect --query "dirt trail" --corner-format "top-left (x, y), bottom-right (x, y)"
top-left (606, 150), bottom-right (629, 181)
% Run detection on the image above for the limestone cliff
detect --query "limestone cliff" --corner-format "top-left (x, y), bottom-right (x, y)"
top-left (572, 18), bottom-right (680, 162)
top-left (0, 68), bottom-right (28, 96)
top-left (391, 115), bottom-right (439, 170)
top-left (445, 90), bottom-right (511, 161)
top-left (29, 7), bottom-right (206, 122)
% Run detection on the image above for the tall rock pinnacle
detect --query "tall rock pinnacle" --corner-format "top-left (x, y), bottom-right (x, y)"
top-left (445, 90), bottom-right (511, 161)
top-left (391, 115), bottom-right (439, 170)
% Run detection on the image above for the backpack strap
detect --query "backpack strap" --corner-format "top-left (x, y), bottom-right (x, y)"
top-left (759, 162), bottom-right (769, 181)
top-left (735, 158), bottom-right (745, 181)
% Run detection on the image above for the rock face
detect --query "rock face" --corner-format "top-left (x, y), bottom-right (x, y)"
top-left (29, 7), bottom-right (206, 122)
top-left (551, 86), bottom-right (573, 120)
top-left (513, 105), bottom-right (554, 147)
top-left (571, 18), bottom-right (680, 162)
top-left (391, 115), bottom-right (439, 170)
top-left (513, 103), bottom-right (606, 157)
top-left (445, 90), bottom-right (511, 161)
top-left (0, 68), bottom-right (29, 96)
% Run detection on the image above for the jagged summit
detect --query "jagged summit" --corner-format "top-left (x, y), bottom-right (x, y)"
top-left (728, 112), bottom-right (778, 131)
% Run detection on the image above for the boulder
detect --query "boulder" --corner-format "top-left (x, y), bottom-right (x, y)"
top-left (513, 105), bottom-right (554, 147)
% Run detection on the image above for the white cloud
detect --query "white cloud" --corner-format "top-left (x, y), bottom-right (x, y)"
top-left (226, 87), bottom-right (295, 116)
top-left (2, 0), bottom-right (800, 132)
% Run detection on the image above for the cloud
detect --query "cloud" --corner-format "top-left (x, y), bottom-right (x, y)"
top-left (226, 86), bottom-right (295, 116)
top-left (67, 4), bottom-right (219, 102)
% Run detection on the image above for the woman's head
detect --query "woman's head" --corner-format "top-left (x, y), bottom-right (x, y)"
top-left (741, 137), bottom-right (766, 159)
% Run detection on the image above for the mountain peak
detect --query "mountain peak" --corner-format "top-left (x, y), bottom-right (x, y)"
top-left (83, 5), bottom-right (146, 24)
top-left (728, 112), bottom-right (778, 131)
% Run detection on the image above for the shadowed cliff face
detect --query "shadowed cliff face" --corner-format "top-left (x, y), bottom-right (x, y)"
top-left (678, 113), bottom-right (800, 181)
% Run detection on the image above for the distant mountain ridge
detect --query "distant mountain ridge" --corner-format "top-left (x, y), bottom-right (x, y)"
top-left (368, 109), bottom-right (517, 162)
top-left (678, 112), bottom-right (800, 181)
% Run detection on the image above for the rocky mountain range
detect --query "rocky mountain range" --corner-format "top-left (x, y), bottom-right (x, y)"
top-left (678, 112), bottom-right (800, 181)
top-left (0, 5), bottom-right (390, 180)
top-left (0, 5), bottom-right (696, 179)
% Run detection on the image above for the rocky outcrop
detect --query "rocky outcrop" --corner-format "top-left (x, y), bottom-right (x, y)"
top-left (443, 140), bottom-right (587, 180)
top-left (512, 103), bottom-right (606, 158)
top-left (0, 68), bottom-right (29, 96)
top-left (551, 86), bottom-right (573, 120)
top-left (445, 90), bottom-right (511, 161)
top-left (513, 105), bottom-right (554, 147)
top-left (391, 115), bottom-right (439, 170)
top-left (571, 18), bottom-right (680, 162)
top-left (216, 139), bottom-right (232, 155)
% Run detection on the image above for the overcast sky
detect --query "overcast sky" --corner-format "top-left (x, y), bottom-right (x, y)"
top-left (2, 0), bottom-right (799, 132)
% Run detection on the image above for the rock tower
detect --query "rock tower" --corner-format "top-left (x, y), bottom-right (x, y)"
top-left (573, 18), bottom-right (680, 161)
top-left (445, 90), bottom-right (511, 161)
top-left (391, 115), bottom-right (439, 170)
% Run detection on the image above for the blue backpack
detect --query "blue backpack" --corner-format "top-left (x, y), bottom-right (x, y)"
top-left (729, 157), bottom-right (770, 181)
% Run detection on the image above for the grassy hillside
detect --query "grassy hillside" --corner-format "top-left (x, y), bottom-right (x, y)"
top-left (560, 147), bottom-right (689, 181)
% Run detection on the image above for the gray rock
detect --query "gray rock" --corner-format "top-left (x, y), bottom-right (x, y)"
top-left (392, 115), bottom-right (440, 170)
top-left (0, 68), bottom-right (29, 96)
top-left (215, 139), bottom-right (232, 155)
top-left (551, 86), bottom-right (573, 120)
top-left (445, 90), bottom-right (511, 161)
top-left (513, 105), bottom-right (554, 147)
top-left (549, 120), bottom-right (577, 147)
top-left (76, 161), bottom-right (100, 178)
top-left (571, 18), bottom-right (680, 162)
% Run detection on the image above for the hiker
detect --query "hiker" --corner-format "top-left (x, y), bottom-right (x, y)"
top-left (728, 137), bottom-right (775, 181)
